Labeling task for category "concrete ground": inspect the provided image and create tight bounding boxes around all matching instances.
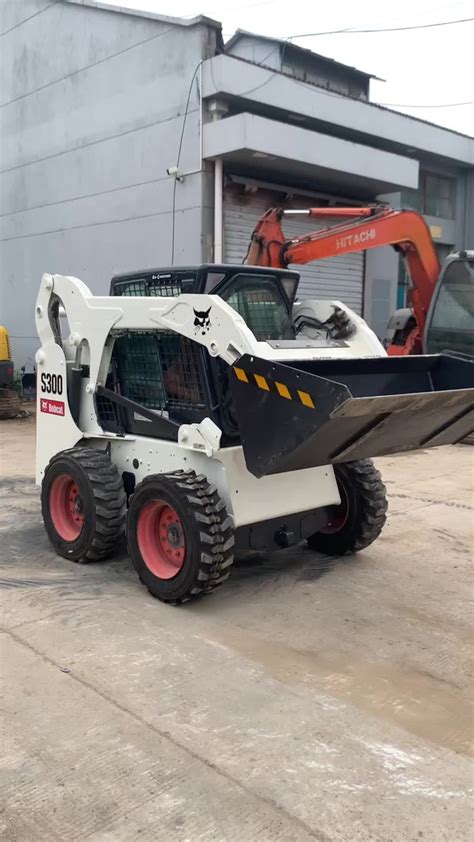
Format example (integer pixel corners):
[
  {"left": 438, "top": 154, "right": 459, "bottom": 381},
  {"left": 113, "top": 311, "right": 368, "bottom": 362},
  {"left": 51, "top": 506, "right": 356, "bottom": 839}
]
[{"left": 0, "top": 415, "right": 473, "bottom": 841}]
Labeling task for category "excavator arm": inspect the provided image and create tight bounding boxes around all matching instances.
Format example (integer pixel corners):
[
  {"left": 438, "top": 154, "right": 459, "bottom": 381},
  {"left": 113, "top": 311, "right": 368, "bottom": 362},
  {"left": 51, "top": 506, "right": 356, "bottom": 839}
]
[{"left": 245, "top": 206, "right": 441, "bottom": 352}]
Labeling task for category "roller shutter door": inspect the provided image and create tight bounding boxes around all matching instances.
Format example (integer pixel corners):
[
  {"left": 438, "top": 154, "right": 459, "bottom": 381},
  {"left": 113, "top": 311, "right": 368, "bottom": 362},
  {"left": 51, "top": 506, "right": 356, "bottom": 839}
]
[{"left": 224, "top": 184, "right": 364, "bottom": 314}]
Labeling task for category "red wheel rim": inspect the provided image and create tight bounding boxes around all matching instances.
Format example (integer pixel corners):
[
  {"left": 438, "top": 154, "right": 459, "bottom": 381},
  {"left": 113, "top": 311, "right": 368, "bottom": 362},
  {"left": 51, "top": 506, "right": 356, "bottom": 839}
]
[
  {"left": 49, "top": 474, "right": 85, "bottom": 541},
  {"left": 136, "top": 500, "right": 186, "bottom": 579},
  {"left": 320, "top": 479, "right": 349, "bottom": 534}
]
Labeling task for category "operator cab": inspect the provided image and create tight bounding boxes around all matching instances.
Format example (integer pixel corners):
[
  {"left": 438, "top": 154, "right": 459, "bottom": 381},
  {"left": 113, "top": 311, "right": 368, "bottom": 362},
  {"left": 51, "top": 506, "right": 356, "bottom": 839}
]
[
  {"left": 424, "top": 251, "right": 474, "bottom": 357},
  {"left": 102, "top": 265, "right": 300, "bottom": 441},
  {"left": 110, "top": 264, "right": 299, "bottom": 342}
]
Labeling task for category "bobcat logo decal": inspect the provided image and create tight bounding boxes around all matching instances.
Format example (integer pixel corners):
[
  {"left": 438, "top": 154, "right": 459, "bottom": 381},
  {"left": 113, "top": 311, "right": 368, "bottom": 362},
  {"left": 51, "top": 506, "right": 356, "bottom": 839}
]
[{"left": 193, "top": 306, "right": 212, "bottom": 336}]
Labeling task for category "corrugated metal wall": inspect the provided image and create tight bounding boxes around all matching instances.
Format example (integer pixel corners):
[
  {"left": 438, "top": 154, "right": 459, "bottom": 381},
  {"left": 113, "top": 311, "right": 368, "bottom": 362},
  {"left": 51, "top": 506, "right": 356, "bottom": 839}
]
[{"left": 224, "top": 183, "right": 365, "bottom": 313}]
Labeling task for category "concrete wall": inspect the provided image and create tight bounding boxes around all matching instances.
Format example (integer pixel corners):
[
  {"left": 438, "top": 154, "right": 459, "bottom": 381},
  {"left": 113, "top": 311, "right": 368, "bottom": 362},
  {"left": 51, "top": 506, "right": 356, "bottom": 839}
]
[
  {"left": 461, "top": 170, "right": 474, "bottom": 247},
  {"left": 401, "top": 167, "right": 471, "bottom": 250},
  {"left": 225, "top": 34, "right": 282, "bottom": 70},
  {"left": 1, "top": 4, "right": 472, "bottom": 368},
  {"left": 364, "top": 192, "right": 400, "bottom": 339},
  {"left": 0, "top": 0, "right": 217, "bottom": 366},
  {"left": 364, "top": 247, "right": 399, "bottom": 340},
  {"left": 203, "top": 113, "right": 419, "bottom": 194},
  {"left": 204, "top": 55, "right": 474, "bottom": 167}
]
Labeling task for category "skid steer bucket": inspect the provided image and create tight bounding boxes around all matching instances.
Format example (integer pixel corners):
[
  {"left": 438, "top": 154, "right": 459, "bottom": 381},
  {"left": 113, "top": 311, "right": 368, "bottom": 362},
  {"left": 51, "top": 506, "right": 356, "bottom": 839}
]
[{"left": 230, "top": 353, "right": 474, "bottom": 478}]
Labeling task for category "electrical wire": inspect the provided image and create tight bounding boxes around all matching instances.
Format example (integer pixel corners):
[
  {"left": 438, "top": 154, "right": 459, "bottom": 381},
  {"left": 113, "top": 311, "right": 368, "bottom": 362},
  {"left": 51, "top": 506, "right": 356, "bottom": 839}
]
[
  {"left": 375, "top": 100, "right": 474, "bottom": 108},
  {"left": 210, "top": 58, "right": 276, "bottom": 99},
  {"left": 0, "top": 174, "right": 171, "bottom": 219},
  {"left": 199, "top": 0, "right": 273, "bottom": 12},
  {"left": 0, "top": 205, "right": 202, "bottom": 244},
  {"left": 290, "top": 16, "right": 474, "bottom": 37},
  {"left": 209, "top": 37, "right": 294, "bottom": 101},
  {"left": 224, "top": 14, "right": 474, "bottom": 47},
  {"left": 236, "top": 14, "right": 474, "bottom": 73},
  {"left": 0, "top": 25, "right": 174, "bottom": 109},
  {"left": 253, "top": 37, "right": 296, "bottom": 68},
  {"left": 4, "top": 10, "right": 470, "bottom": 249},
  {"left": 223, "top": 14, "right": 473, "bottom": 73},
  {"left": 170, "top": 60, "right": 203, "bottom": 264},
  {"left": 0, "top": 110, "right": 183, "bottom": 177},
  {"left": 0, "top": 1, "right": 58, "bottom": 38},
  {"left": 212, "top": 52, "right": 473, "bottom": 119}
]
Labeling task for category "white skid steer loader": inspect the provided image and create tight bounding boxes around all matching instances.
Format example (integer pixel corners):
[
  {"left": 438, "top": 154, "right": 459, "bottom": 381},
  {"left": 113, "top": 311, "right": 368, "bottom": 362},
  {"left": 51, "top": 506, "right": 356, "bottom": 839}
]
[{"left": 35, "top": 266, "right": 474, "bottom": 603}]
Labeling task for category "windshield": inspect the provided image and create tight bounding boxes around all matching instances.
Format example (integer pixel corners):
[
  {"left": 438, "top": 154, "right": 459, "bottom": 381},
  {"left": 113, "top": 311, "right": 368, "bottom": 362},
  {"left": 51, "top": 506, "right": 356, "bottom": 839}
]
[
  {"left": 425, "top": 258, "right": 474, "bottom": 356},
  {"left": 221, "top": 274, "right": 295, "bottom": 341}
]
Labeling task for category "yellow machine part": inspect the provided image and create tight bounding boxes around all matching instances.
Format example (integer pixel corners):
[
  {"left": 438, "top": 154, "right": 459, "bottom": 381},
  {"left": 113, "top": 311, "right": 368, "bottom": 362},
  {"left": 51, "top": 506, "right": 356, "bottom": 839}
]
[{"left": 0, "top": 326, "right": 12, "bottom": 362}]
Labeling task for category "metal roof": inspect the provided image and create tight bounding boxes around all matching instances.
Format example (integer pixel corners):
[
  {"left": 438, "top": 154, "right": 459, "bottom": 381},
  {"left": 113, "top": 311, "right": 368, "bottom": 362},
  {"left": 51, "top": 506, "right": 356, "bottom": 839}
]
[{"left": 225, "top": 29, "right": 382, "bottom": 81}]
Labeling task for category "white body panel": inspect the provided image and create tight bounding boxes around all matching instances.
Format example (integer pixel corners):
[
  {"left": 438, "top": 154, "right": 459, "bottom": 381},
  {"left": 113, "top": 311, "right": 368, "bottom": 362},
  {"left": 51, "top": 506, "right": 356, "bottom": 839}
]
[
  {"left": 35, "top": 271, "right": 386, "bottom": 527},
  {"left": 36, "top": 341, "right": 84, "bottom": 469},
  {"left": 82, "top": 435, "right": 339, "bottom": 527},
  {"left": 293, "top": 299, "right": 386, "bottom": 355},
  {"left": 35, "top": 273, "right": 385, "bottom": 392}
]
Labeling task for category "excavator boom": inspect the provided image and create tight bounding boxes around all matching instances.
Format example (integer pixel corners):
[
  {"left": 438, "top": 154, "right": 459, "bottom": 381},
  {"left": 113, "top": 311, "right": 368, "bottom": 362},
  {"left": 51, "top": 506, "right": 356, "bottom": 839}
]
[{"left": 245, "top": 206, "right": 441, "bottom": 348}]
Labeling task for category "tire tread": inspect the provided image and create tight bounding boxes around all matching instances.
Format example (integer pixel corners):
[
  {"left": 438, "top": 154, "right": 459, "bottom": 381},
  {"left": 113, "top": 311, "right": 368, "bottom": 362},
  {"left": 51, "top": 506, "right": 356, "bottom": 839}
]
[
  {"left": 42, "top": 447, "right": 126, "bottom": 562},
  {"left": 130, "top": 470, "right": 234, "bottom": 604},
  {"left": 307, "top": 458, "right": 387, "bottom": 556}
]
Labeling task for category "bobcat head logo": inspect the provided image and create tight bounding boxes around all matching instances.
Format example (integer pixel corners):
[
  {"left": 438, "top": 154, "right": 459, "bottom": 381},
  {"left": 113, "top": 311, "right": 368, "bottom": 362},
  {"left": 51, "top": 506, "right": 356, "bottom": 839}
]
[{"left": 193, "top": 306, "right": 212, "bottom": 335}]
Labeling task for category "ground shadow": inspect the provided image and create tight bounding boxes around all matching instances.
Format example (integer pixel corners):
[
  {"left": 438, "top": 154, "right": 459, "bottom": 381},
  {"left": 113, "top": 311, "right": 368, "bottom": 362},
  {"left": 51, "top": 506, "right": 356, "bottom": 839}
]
[{"left": 231, "top": 546, "right": 344, "bottom": 585}]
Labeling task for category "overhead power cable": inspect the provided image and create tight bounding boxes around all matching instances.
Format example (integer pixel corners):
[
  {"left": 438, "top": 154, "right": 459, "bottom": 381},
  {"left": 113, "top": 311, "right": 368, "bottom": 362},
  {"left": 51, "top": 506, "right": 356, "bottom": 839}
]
[
  {"left": 209, "top": 49, "right": 473, "bottom": 122},
  {"left": 0, "top": 25, "right": 174, "bottom": 110},
  {"left": 0, "top": 1, "right": 58, "bottom": 38},
  {"left": 290, "top": 16, "right": 474, "bottom": 37},
  {"left": 376, "top": 100, "right": 474, "bottom": 108},
  {"left": 237, "top": 15, "right": 474, "bottom": 72},
  {"left": 170, "top": 60, "right": 203, "bottom": 264}
]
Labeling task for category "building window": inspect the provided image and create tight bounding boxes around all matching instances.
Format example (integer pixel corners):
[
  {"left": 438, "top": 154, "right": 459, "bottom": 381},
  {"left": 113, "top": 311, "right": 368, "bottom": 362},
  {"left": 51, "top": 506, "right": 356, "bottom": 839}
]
[{"left": 421, "top": 173, "right": 456, "bottom": 219}]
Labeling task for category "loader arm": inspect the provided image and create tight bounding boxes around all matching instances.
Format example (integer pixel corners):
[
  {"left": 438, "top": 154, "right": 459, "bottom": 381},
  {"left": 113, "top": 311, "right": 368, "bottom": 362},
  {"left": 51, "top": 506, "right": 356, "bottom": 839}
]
[{"left": 245, "top": 206, "right": 441, "bottom": 343}]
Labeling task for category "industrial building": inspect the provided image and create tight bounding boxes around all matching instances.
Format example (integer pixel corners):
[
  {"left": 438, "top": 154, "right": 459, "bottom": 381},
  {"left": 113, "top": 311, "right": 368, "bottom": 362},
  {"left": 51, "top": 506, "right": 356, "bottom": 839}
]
[{"left": 1, "top": 0, "right": 473, "bottom": 366}]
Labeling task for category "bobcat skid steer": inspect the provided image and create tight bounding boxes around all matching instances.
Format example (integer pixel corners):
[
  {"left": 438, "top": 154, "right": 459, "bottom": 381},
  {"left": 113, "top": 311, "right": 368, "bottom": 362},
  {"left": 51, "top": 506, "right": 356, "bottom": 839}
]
[{"left": 35, "top": 266, "right": 474, "bottom": 603}]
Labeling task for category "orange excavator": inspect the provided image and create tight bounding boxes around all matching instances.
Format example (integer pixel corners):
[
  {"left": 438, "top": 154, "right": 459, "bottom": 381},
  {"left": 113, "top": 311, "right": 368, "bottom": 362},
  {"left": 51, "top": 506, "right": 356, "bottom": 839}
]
[{"left": 245, "top": 205, "right": 473, "bottom": 356}]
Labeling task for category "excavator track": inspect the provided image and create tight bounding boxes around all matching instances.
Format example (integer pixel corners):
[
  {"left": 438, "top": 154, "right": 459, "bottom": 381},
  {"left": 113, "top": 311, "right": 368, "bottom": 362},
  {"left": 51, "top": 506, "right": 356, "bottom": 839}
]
[{"left": 0, "top": 388, "right": 22, "bottom": 420}]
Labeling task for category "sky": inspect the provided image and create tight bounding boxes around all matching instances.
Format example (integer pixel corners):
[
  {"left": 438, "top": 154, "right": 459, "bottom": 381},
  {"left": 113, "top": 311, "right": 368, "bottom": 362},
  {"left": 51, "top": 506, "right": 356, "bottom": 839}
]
[{"left": 100, "top": 0, "right": 474, "bottom": 136}]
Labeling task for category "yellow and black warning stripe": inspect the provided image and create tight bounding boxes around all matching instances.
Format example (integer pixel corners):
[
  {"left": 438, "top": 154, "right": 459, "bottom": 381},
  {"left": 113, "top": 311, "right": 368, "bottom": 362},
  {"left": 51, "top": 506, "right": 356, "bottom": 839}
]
[{"left": 233, "top": 366, "right": 316, "bottom": 410}]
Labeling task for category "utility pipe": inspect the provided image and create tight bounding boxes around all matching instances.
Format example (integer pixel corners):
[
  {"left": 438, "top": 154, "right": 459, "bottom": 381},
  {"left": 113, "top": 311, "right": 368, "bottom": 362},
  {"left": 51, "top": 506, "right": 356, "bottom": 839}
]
[{"left": 214, "top": 158, "right": 223, "bottom": 263}]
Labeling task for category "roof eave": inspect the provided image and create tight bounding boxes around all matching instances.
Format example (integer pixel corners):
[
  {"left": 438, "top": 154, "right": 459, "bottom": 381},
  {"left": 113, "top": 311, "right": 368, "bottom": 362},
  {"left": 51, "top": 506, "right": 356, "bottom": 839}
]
[{"left": 62, "top": 0, "right": 222, "bottom": 30}]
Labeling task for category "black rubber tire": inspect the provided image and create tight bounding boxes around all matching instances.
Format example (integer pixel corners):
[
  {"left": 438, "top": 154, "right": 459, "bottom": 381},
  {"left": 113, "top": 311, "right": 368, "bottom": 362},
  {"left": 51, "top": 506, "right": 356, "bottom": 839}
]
[
  {"left": 127, "top": 471, "right": 234, "bottom": 604},
  {"left": 307, "top": 459, "right": 387, "bottom": 556},
  {"left": 41, "top": 447, "right": 126, "bottom": 562}
]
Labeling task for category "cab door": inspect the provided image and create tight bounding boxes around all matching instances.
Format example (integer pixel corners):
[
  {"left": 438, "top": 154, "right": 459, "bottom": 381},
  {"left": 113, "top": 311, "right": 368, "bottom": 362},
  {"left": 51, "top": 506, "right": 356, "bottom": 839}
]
[{"left": 424, "top": 254, "right": 474, "bottom": 356}]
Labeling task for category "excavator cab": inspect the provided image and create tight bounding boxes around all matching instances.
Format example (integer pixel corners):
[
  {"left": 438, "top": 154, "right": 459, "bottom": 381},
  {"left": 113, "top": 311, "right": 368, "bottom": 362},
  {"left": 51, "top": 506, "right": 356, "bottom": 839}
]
[
  {"left": 244, "top": 204, "right": 473, "bottom": 359},
  {"left": 424, "top": 251, "right": 474, "bottom": 357}
]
